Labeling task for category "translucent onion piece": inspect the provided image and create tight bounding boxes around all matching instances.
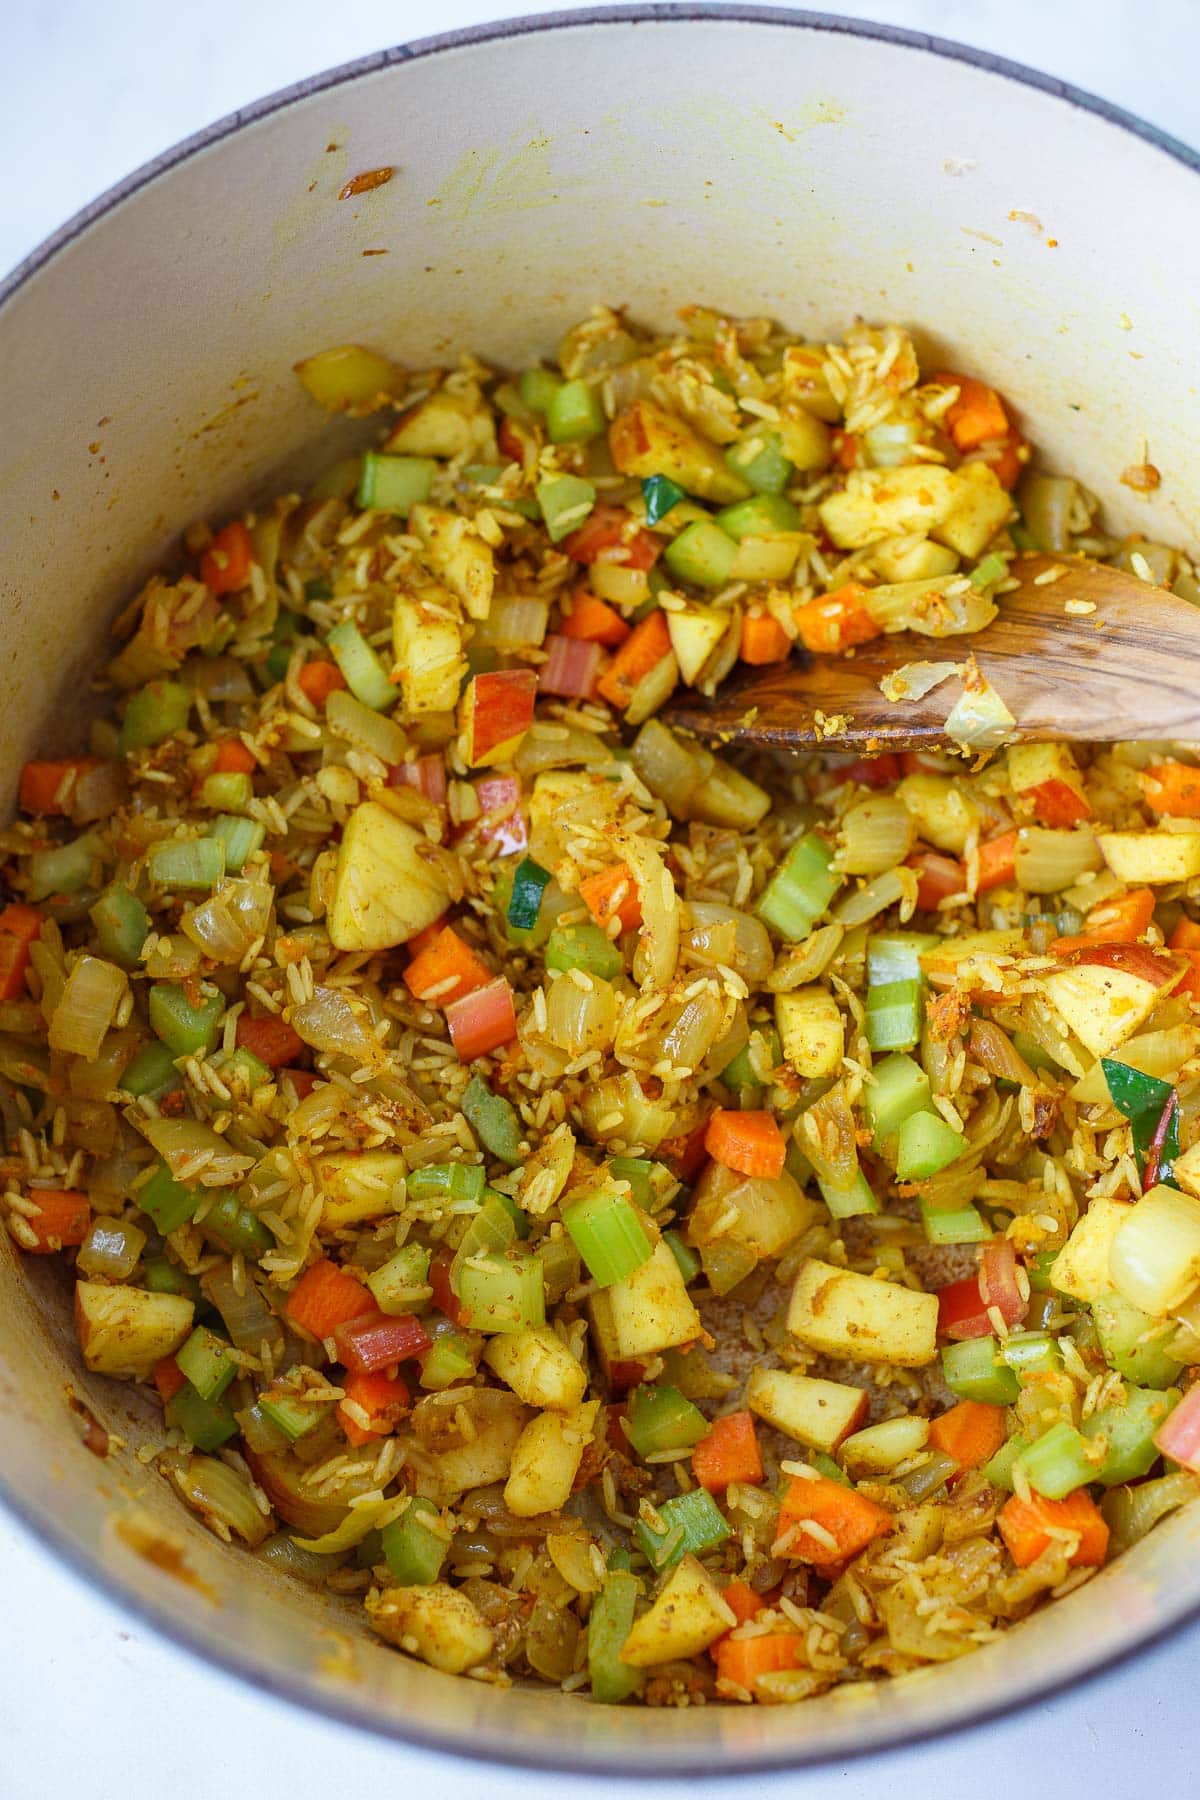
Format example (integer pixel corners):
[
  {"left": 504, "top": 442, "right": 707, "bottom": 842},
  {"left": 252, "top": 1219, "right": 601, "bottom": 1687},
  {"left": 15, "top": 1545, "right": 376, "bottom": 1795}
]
[
  {"left": 834, "top": 866, "right": 919, "bottom": 927},
  {"left": 546, "top": 1530, "right": 602, "bottom": 1594},
  {"left": 167, "top": 1453, "right": 274, "bottom": 1547},
  {"left": 580, "top": 1070, "right": 674, "bottom": 1150},
  {"left": 656, "top": 985, "right": 727, "bottom": 1075},
  {"left": 203, "top": 1260, "right": 286, "bottom": 1359},
  {"left": 838, "top": 796, "right": 915, "bottom": 876},
  {"left": 799, "top": 1087, "right": 859, "bottom": 1191},
  {"left": 525, "top": 1592, "right": 581, "bottom": 1681},
  {"left": 291, "top": 1490, "right": 409, "bottom": 1554},
  {"left": 698, "top": 1000, "right": 749, "bottom": 1087},
  {"left": 681, "top": 915, "right": 738, "bottom": 971},
  {"left": 293, "top": 986, "right": 387, "bottom": 1068},
  {"left": 689, "top": 1159, "right": 814, "bottom": 1260},
  {"left": 625, "top": 651, "right": 680, "bottom": 728},
  {"left": 474, "top": 594, "right": 549, "bottom": 650},
  {"left": 182, "top": 879, "right": 274, "bottom": 963},
  {"left": 326, "top": 688, "right": 408, "bottom": 765},
  {"left": 545, "top": 975, "right": 619, "bottom": 1056},
  {"left": 1110, "top": 1187, "right": 1200, "bottom": 1316},
  {"left": 188, "top": 655, "right": 256, "bottom": 704},
  {"left": 766, "top": 924, "right": 845, "bottom": 992},
  {"left": 69, "top": 759, "right": 129, "bottom": 824},
  {"left": 866, "top": 578, "right": 997, "bottom": 639},
  {"left": 140, "top": 1116, "right": 254, "bottom": 1187},
  {"left": 1071, "top": 1026, "right": 1198, "bottom": 1105},
  {"left": 944, "top": 674, "right": 1016, "bottom": 753},
  {"left": 143, "top": 933, "right": 203, "bottom": 980},
  {"left": 257, "top": 1531, "right": 342, "bottom": 1580},
  {"left": 47, "top": 956, "right": 127, "bottom": 1059},
  {"left": 76, "top": 1217, "right": 147, "bottom": 1280},
  {"left": 879, "top": 660, "right": 958, "bottom": 704},
  {"left": 631, "top": 721, "right": 711, "bottom": 817},
  {"left": 1102, "top": 1470, "right": 1200, "bottom": 1557},
  {"left": 617, "top": 832, "right": 679, "bottom": 991},
  {"left": 513, "top": 725, "right": 611, "bottom": 775},
  {"left": 968, "top": 1018, "right": 1038, "bottom": 1088},
  {"left": 1014, "top": 828, "right": 1102, "bottom": 895}
]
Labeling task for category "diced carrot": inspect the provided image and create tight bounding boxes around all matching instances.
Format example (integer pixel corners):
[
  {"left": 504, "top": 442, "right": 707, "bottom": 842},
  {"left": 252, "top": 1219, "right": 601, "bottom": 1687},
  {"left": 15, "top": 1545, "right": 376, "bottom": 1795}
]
[
  {"left": 1144, "top": 761, "right": 1200, "bottom": 818},
  {"left": 213, "top": 738, "right": 257, "bottom": 775},
  {"left": 0, "top": 904, "right": 43, "bottom": 1002},
  {"left": 18, "top": 758, "right": 101, "bottom": 817},
  {"left": 235, "top": 1013, "right": 305, "bottom": 1069},
  {"left": 659, "top": 1112, "right": 714, "bottom": 1185},
  {"left": 596, "top": 609, "right": 673, "bottom": 711},
  {"left": 277, "top": 1068, "right": 318, "bottom": 1100},
  {"left": 1026, "top": 777, "right": 1091, "bottom": 828},
  {"left": 692, "top": 1411, "right": 763, "bottom": 1492},
  {"left": 404, "top": 925, "right": 493, "bottom": 1009},
  {"left": 715, "top": 1632, "right": 806, "bottom": 1693},
  {"left": 21, "top": 1188, "right": 90, "bottom": 1253},
  {"left": 200, "top": 520, "right": 255, "bottom": 595},
  {"left": 908, "top": 850, "right": 965, "bottom": 911},
  {"left": 989, "top": 431, "right": 1028, "bottom": 491},
  {"left": 776, "top": 1473, "right": 892, "bottom": 1565},
  {"left": 561, "top": 592, "right": 632, "bottom": 648},
  {"left": 285, "top": 1258, "right": 375, "bottom": 1341},
  {"left": 928, "top": 1400, "right": 1007, "bottom": 1470},
  {"left": 445, "top": 976, "right": 517, "bottom": 1062},
  {"left": 152, "top": 1356, "right": 187, "bottom": 1404},
  {"left": 935, "top": 371, "right": 1010, "bottom": 452},
  {"left": 740, "top": 610, "right": 792, "bottom": 666},
  {"left": 578, "top": 862, "right": 642, "bottom": 935},
  {"left": 296, "top": 659, "right": 348, "bottom": 706},
  {"left": 998, "top": 1489, "right": 1108, "bottom": 1569},
  {"left": 793, "top": 584, "right": 881, "bottom": 656},
  {"left": 406, "top": 915, "right": 449, "bottom": 959},
  {"left": 832, "top": 430, "right": 859, "bottom": 470},
  {"left": 719, "top": 1579, "right": 769, "bottom": 1630},
  {"left": 1169, "top": 917, "right": 1200, "bottom": 1000},
  {"left": 337, "top": 1367, "right": 411, "bottom": 1447},
  {"left": 975, "top": 830, "right": 1018, "bottom": 893},
  {"left": 1053, "top": 888, "right": 1157, "bottom": 957},
  {"left": 563, "top": 505, "right": 659, "bottom": 571},
  {"left": 703, "top": 1109, "right": 786, "bottom": 1180}
]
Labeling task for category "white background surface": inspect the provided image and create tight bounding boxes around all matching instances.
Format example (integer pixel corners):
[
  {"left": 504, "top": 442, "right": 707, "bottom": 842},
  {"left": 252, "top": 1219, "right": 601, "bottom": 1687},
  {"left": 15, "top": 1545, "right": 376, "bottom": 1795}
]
[{"left": 1, "top": 3, "right": 1197, "bottom": 1795}]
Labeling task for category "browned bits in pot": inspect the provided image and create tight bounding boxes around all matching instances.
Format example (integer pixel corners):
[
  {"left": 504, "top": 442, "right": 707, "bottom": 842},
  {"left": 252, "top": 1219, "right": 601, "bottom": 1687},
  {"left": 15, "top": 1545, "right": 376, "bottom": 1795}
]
[{"left": 338, "top": 167, "right": 394, "bottom": 201}]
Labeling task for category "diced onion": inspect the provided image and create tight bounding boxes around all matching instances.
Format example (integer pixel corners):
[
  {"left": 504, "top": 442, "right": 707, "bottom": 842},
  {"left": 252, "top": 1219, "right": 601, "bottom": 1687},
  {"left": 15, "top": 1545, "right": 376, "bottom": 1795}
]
[
  {"left": 1110, "top": 1186, "right": 1200, "bottom": 1316},
  {"left": 766, "top": 923, "right": 845, "bottom": 991},
  {"left": 835, "top": 866, "right": 919, "bottom": 927},
  {"left": 631, "top": 721, "right": 711, "bottom": 816},
  {"left": 866, "top": 578, "right": 997, "bottom": 638},
  {"left": 188, "top": 655, "right": 256, "bottom": 704},
  {"left": 326, "top": 688, "right": 408, "bottom": 765},
  {"left": 625, "top": 651, "right": 680, "bottom": 727},
  {"left": 1014, "top": 828, "right": 1102, "bottom": 895},
  {"left": 76, "top": 1217, "right": 147, "bottom": 1280},
  {"left": 545, "top": 975, "right": 618, "bottom": 1056},
  {"left": 204, "top": 1260, "right": 286, "bottom": 1359},
  {"left": 293, "top": 987, "right": 387, "bottom": 1067},
  {"left": 837, "top": 796, "right": 915, "bottom": 876},
  {"left": 1103, "top": 1470, "right": 1200, "bottom": 1556},
  {"left": 182, "top": 879, "right": 274, "bottom": 963},
  {"left": 141, "top": 1116, "right": 252, "bottom": 1187},
  {"left": 655, "top": 986, "right": 727, "bottom": 1074},
  {"left": 580, "top": 1070, "right": 674, "bottom": 1150},
  {"left": 47, "top": 956, "right": 127, "bottom": 1059},
  {"left": 475, "top": 594, "right": 549, "bottom": 650},
  {"left": 943, "top": 675, "right": 1016, "bottom": 752},
  {"left": 799, "top": 1088, "right": 859, "bottom": 1191},
  {"left": 879, "top": 660, "right": 959, "bottom": 704},
  {"left": 689, "top": 1159, "right": 812, "bottom": 1261},
  {"left": 617, "top": 832, "right": 679, "bottom": 991},
  {"left": 167, "top": 1453, "right": 274, "bottom": 1547},
  {"left": 513, "top": 725, "right": 611, "bottom": 774}
]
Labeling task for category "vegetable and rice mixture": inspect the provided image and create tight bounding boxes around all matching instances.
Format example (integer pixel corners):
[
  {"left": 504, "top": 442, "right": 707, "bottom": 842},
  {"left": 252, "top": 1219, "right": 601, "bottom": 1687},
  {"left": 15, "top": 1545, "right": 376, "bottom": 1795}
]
[{"left": 6, "top": 303, "right": 1200, "bottom": 1706}]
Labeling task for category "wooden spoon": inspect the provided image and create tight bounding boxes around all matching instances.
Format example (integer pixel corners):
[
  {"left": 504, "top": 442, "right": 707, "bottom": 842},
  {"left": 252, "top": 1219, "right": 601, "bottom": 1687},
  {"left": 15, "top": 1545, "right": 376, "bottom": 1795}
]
[{"left": 665, "top": 554, "right": 1200, "bottom": 753}]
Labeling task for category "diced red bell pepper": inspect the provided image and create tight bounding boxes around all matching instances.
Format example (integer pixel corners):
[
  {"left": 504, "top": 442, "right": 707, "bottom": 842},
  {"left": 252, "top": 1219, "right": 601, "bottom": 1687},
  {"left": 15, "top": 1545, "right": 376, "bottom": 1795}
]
[
  {"left": 334, "top": 1310, "right": 433, "bottom": 1375},
  {"left": 1154, "top": 1384, "right": 1200, "bottom": 1472},
  {"left": 1026, "top": 778, "right": 1091, "bottom": 828},
  {"left": 563, "top": 505, "right": 659, "bottom": 570},
  {"left": 428, "top": 1248, "right": 464, "bottom": 1326},
  {"left": 908, "top": 850, "right": 965, "bottom": 911},
  {"left": 445, "top": 976, "right": 518, "bottom": 1062},
  {"left": 938, "top": 1239, "right": 1028, "bottom": 1340},
  {"left": 200, "top": 521, "right": 254, "bottom": 596}
]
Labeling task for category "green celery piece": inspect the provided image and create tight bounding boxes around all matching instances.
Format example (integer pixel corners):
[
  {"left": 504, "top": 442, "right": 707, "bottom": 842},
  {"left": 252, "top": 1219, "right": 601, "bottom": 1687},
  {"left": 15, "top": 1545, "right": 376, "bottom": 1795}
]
[
  {"left": 634, "top": 1487, "right": 731, "bottom": 1571},
  {"left": 259, "top": 1393, "right": 326, "bottom": 1443},
  {"left": 562, "top": 1185, "right": 653, "bottom": 1287},
  {"left": 588, "top": 1570, "right": 644, "bottom": 1704},
  {"left": 455, "top": 1249, "right": 545, "bottom": 1334},
  {"left": 356, "top": 451, "right": 437, "bottom": 514},
  {"left": 148, "top": 836, "right": 226, "bottom": 891},
  {"left": 461, "top": 1076, "right": 524, "bottom": 1166},
  {"left": 757, "top": 832, "right": 840, "bottom": 941},
  {"left": 818, "top": 1168, "right": 879, "bottom": 1220},
  {"left": 1027, "top": 1246, "right": 1061, "bottom": 1294},
  {"left": 895, "top": 1110, "right": 967, "bottom": 1181},
  {"left": 356, "top": 1528, "right": 384, "bottom": 1570},
  {"left": 201, "top": 1192, "right": 273, "bottom": 1259},
  {"left": 970, "top": 551, "right": 1009, "bottom": 589},
  {"left": 119, "top": 1040, "right": 183, "bottom": 1100},
  {"left": 810, "top": 1450, "right": 851, "bottom": 1487},
  {"left": 863, "top": 1053, "right": 931, "bottom": 1146},
  {"left": 608, "top": 1156, "right": 673, "bottom": 1210},
  {"left": 89, "top": 884, "right": 150, "bottom": 968},
  {"left": 1011, "top": 1031, "right": 1064, "bottom": 1076},
  {"left": 224, "top": 1047, "right": 271, "bottom": 1092},
  {"left": 998, "top": 1331, "right": 1063, "bottom": 1379},
  {"left": 920, "top": 1200, "right": 989, "bottom": 1246},
  {"left": 722, "top": 1026, "right": 782, "bottom": 1090},
  {"left": 418, "top": 1331, "right": 480, "bottom": 1390},
  {"left": 1091, "top": 1293, "right": 1185, "bottom": 1389},
  {"left": 326, "top": 620, "right": 396, "bottom": 711},
  {"left": 149, "top": 982, "right": 223, "bottom": 1057},
  {"left": 663, "top": 1230, "right": 700, "bottom": 1283},
  {"left": 866, "top": 931, "right": 940, "bottom": 986},
  {"left": 201, "top": 771, "right": 253, "bottom": 813},
  {"left": 119, "top": 680, "right": 192, "bottom": 753},
  {"left": 606, "top": 1546, "right": 634, "bottom": 1572},
  {"left": 368, "top": 1243, "right": 432, "bottom": 1315},
  {"left": 142, "top": 1256, "right": 203, "bottom": 1303},
  {"left": 507, "top": 857, "right": 551, "bottom": 932},
  {"left": 264, "top": 610, "right": 307, "bottom": 684},
  {"left": 1021, "top": 1420, "right": 1102, "bottom": 1499},
  {"left": 135, "top": 1162, "right": 200, "bottom": 1235},
  {"left": 941, "top": 1337, "right": 1020, "bottom": 1406},
  {"left": 546, "top": 378, "right": 605, "bottom": 444},
  {"left": 176, "top": 1326, "right": 236, "bottom": 1402},
  {"left": 165, "top": 1383, "right": 238, "bottom": 1452},
  {"left": 865, "top": 978, "right": 922, "bottom": 1053},
  {"left": 489, "top": 1187, "right": 532, "bottom": 1240},
  {"left": 1101, "top": 1058, "right": 1180, "bottom": 1188},
  {"left": 983, "top": 1434, "right": 1031, "bottom": 1493},
  {"left": 209, "top": 814, "right": 266, "bottom": 873},
  {"left": 663, "top": 519, "right": 738, "bottom": 590},
  {"left": 641, "top": 474, "right": 687, "bottom": 524},
  {"left": 407, "top": 1163, "right": 486, "bottom": 1205},
  {"left": 624, "top": 1383, "right": 707, "bottom": 1459},
  {"left": 545, "top": 922, "right": 623, "bottom": 980},
  {"left": 539, "top": 1233, "right": 581, "bottom": 1304},
  {"left": 518, "top": 367, "right": 564, "bottom": 415},
  {"left": 451, "top": 1196, "right": 519, "bottom": 1276},
  {"left": 381, "top": 1497, "right": 450, "bottom": 1585},
  {"left": 724, "top": 430, "right": 794, "bottom": 497},
  {"left": 1082, "top": 1385, "right": 1180, "bottom": 1486},
  {"left": 26, "top": 833, "right": 104, "bottom": 902},
  {"left": 536, "top": 475, "right": 596, "bottom": 544},
  {"left": 714, "top": 493, "right": 801, "bottom": 539}
]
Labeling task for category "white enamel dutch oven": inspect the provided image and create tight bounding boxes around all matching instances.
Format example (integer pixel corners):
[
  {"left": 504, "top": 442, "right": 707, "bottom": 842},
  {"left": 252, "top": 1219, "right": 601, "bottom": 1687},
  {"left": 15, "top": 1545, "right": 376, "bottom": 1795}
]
[{"left": 2, "top": 7, "right": 1199, "bottom": 1773}]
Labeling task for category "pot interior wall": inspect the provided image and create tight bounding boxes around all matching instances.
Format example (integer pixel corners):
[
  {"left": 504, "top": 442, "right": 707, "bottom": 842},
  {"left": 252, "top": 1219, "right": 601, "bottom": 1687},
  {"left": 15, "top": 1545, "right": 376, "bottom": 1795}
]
[{"left": 2, "top": 12, "right": 1198, "bottom": 1770}]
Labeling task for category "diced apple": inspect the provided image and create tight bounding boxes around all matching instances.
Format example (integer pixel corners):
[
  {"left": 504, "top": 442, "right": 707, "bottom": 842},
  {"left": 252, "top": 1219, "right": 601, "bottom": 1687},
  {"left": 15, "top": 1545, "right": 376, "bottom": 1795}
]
[
  {"left": 775, "top": 987, "right": 844, "bottom": 1078},
  {"left": 1050, "top": 1196, "right": 1133, "bottom": 1302},
  {"left": 587, "top": 1287, "right": 649, "bottom": 1393},
  {"left": 618, "top": 1554, "right": 733, "bottom": 1667},
  {"left": 384, "top": 385, "right": 497, "bottom": 461},
  {"left": 930, "top": 461, "right": 1012, "bottom": 559},
  {"left": 408, "top": 1387, "right": 529, "bottom": 1502},
  {"left": 293, "top": 344, "right": 399, "bottom": 414},
  {"left": 392, "top": 590, "right": 466, "bottom": 714},
  {"left": 897, "top": 772, "right": 981, "bottom": 855},
  {"left": 328, "top": 800, "right": 455, "bottom": 951},
  {"left": 366, "top": 1583, "right": 493, "bottom": 1674},
  {"left": 607, "top": 1241, "right": 702, "bottom": 1358},
  {"left": 483, "top": 1327, "right": 588, "bottom": 1410},
  {"left": 1098, "top": 831, "right": 1200, "bottom": 885},
  {"left": 728, "top": 536, "right": 804, "bottom": 583},
  {"left": 1008, "top": 742, "right": 1087, "bottom": 798},
  {"left": 315, "top": 1151, "right": 408, "bottom": 1230},
  {"left": 609, "top": 401, "right": 750, "bottom": 505},
  {"left": 74, "top": 1281, "right": 193, "bottom": 1378},
  {"left": 819, "top": 466, "right": 959, "bottom": 549},
  {"left": 667, "top": 604, "right": 729, "bottom": 685},
  {"left": 744, "top": 1366, "right": 867, "bottom": 1452},
  {"left": 786, "top": 1258, "right": 939, "bottom": 1366},
  {"left": 1040, "top": 951, "right": 1183, "bottom": 1057},
  {"left": 869, "top": 534, "right": 960, "bottom": 583},
  {"left": 920, "top": 929, "right": 1027, "bottom": 977},
  {"left": 410, "top": 504, "right": 494, "bottom": 619},
  {"left": 503, "top": 1400, "right": 598, "bottom": 1517},
  {"left": 460, "top": 669, "right": 537, "bottom": 767}
]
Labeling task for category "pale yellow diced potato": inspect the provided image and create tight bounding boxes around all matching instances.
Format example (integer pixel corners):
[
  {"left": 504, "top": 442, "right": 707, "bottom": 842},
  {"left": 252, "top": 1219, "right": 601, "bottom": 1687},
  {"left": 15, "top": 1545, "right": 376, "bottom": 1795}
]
[
  {"left": 327, "top": 801, "right": 454, "bottom": 952},
  {"left": 409, "top": 504, "right": 494, "bottom": 619},
  {"left": 609, "top": 401, "right": 750, "bottom": 505},
  {"left": 384, "top": 384, "right": 496, "bottom": 461},
  {"left": 408, "top": 1388, "right": 529, "bottom": 1504},
  {"left": 1109, "top": 1185, "right": 1200, "bottom": 1316},
  {"left": 504, "top": 1400, "right": 598, "bottom": 1517},
  {"left": 819, "top": 465, "right": 960, "bottom": 550},
  {"left": 1039, "top": 960, "right": 1180, "bottom": 1059},
  {"left": 366, "top": 1583, "right": 493, "bottom": 1674},
  {"left": 1050, "top": 1196, "right": 1134, "bottom": 1302},
  {"left": 841, "top": 1415, "right": 929, "bottom": 1473},
  {"left": 1098, "top": 831, "right": 1200, "bottom": 885},
  {"left": 667, "top": 604, "right": 729, "bottom": 686},
  {"left": 392, "top": 591, "right": 466, "bottom": 714},
  {"left": 315, "top": 1151, "right": 408, "bottom": 1230},
  {"left": 618, "top": 1554, "right": 734, "bottom": 1668},
  {"left": 744, "top": 1366, "right": 867, "bottom": 1453},
  {"left": 869, "top": 533, "right": 960, "bottom": 583},
  {"left": 787, "top": 1258, "right": 939, "bottom": 1366},
  {"left": 930, "top": 461, "right": 1013, "bottom": 559},
  {"left": 774, "top": 406, "right": 833, "bottom": 470},
  {"left": 775, "top": 987, "right": 844, "bottom": 1078},
  {"left": 483, "top": 1327, "right": 588, "bottom": 1411},
  {"left": 74, "top": 1281, "right": 193, "bottom": 1378},
  {"left": 1007, "top": 741, "right": 1086, "bottom": 797},
  {"left": 607, "top": 1241, "right": 702, "bottom": 1359},
  {"left": 897, "top": 772, "right": 981, "bottom": 856}
]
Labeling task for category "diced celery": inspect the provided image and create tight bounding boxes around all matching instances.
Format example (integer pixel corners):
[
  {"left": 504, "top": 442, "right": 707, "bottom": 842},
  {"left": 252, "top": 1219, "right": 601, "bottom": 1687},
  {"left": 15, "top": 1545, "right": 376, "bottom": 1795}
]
[
  {"left": 519, "top": 367, "right": 564, "bottom": 415},
  {"left": 461, "top": 1076, "right": 524, "bottom": 1166},
  {"left": 663, "top": 1230, "right": 700, "bottom": 1283},
  {"left": 546, "top": 378, "right": 605, "bottom": 444},
  {"left": 757, "top": 832, "right": 840, "bottom": 940},
  {"left": 119, "top": 680, "right": 192, "bottom": 753},
  {"left": 208, "top": 815, "right": 266, "bottom": 873},
  {"left": 224, "top": 1047, "right": 270, "bottom": 1092},
  {"left": 863, "top": 1053, "right": 931, "bottom": 1146},
  {"left": 810, "top": 1451, "right": 851, "bottom": 1487},
  {"left": 714, "top": 493, "right": 801, "bottom": 539},
  {"left": 563, "top": 1186, "right": 654, "bottom": 1286},
  {"left": 165, "top": 1383, "right": 238, "bottom": 1452},
  {"left": 608, "top": 1157, "right": 658, "bottom": 1208},
  {"left": 920, "top": 1200, "right": 989, "bottom": 1245},
  {"left": 545, "top": 922, "right": 624, "bottom": 980},
  {"left": 326, "top": 621, "right": 397, "bottom": 711},
  {"left": 867, "top": 931, "right": 940, "bottom": 986},
  {"left": 357, "top": 451, "right": 437, "bottom": 514},
  {"left": 1020, "top": 1421, "right": 1099, "bottom": 1499},
  {"left": 407, "top": 1163, "right": 486, "bottom": 1205},
  {"left": 624, "top": 1384, "right": 707, "bottom": 1458},
  {"left": 135, "top": 1162, "right": 200, "bottom": 1235},
  {"left": 89, "top": 884, "right": 150, "bottom": 969},
  {"left": 983, "top": 1434, "right": 1031, "bottom": 1493},
  {"left": 722, "top": 1025, "right": 782, "bottom": 1091},
  {"left": 381, "top": 1497, "right": 449, "bottom": 1585},
  {"left": 819, "top": 1168, "right": 879, "bottom": 1219},
  {"left": 264, "top": 609, "right": 307, "bottom": 683},
  {"left": 724, "top": 431, "right": 794, "bottom": 497},
  {"left": 201, "top": 771, "right": 253, "bottom": 814},
  {"left": 148, "top": 837, "right": 226, "bottom": 891},
  {"left": 456, "top": 1249, "right": 545, "bottom": 1333},
  {"left": 259, "top": 1393, "right": 326, "bottom": 1443},
  {"left": 1082, "top": 1385, "right": 1179, "bottom": 1486},
  {"left": 895, "top": 1110, "right": 968, "bottom": 1180},
  {"left": 143, "top": 1257, "right": 203, "bottom": 1304},
  {"left": 119, "top": 1041, "right": 183, "bottom": 1100},
  {"left": 201, "top": 1192, "right": 273, "bottom": 1259},
  {"left": 588, "top": 1570, "right": 644, "bottom": 1704},
  {"left": 27, "top": 833, "right": 104, "bottom": 901},
  {"left": 368, "top": 1243, "right": 432, "bottom": 1315},
  {"left": 536, "top": 475, "right": 596, "bottom": 543},
  {"left": 865, "top": 978, "right": 922, "bottom": 1053},
  {"left": 507, "top": 857, "right": 551, "bottom": 932},
  {"left": 489, "top": 1187, "right": 532, "bottom": 1241},
  {"left": 633, "top": 1487, "right": 730, "bottom": 1570},
  {"left": 663, "top": 519, "right": 738, "bottom": 590},
  {"left": 149, "top": 982, "right": 223, "bottom": 1056},
  {"left": 539, "top": 1233, "right": 582, "bottom": 1305},
  {"left": 452, "top": 1196, "right": 519, "bottom": 1276},
  {"left": 942, "top": 1337, "right": 1020, "bottom": 1405},
  {"left": 1091, "top": 1293, "right": 1185, "bottom": 1389},
  {"left": 1027, "top": 1247, "right": 1061, "bottom": 1293},
  {"left": 418, "top": 1330, "right": 480, "bottom": 1390},
  {"left": 176, "top": 1326, "right": 236, "bottom": 1402},
  {"left": 999, "top": 1332, "right": 1063, "bottom": 1380},
  {"left": 970, "top": 551, "right": 1009, "bottom": 589}
]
